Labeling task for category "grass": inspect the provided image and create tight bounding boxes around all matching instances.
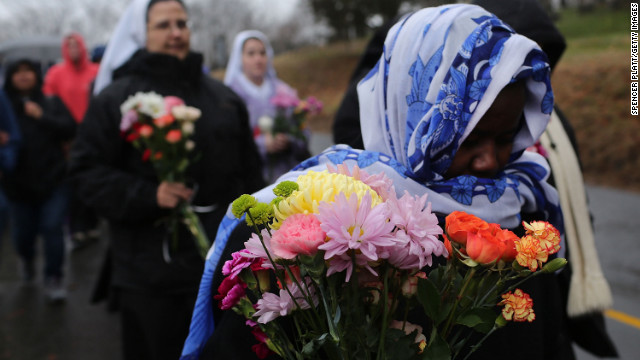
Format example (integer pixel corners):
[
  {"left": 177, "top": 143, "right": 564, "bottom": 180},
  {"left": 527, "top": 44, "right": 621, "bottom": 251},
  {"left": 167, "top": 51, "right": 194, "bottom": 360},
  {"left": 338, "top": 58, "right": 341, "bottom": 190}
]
[{"left": 551, "top": 7, "right": 639, "bottom": 191}]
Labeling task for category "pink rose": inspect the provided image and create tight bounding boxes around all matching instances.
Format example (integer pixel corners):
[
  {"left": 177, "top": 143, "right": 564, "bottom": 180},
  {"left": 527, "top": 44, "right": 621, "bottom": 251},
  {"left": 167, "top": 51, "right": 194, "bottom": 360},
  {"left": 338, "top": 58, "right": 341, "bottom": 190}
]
[
  {"left": 270, "top": 214, "right": 326, "bottom": 259},
  {"left": 163, "top": 96, "right": 185, "bottom": 114}
]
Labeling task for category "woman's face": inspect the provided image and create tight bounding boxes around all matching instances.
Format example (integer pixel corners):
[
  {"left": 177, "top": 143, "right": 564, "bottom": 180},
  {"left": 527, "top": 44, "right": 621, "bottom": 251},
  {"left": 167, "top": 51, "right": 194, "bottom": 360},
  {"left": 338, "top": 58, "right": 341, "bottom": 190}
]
[
  {"left": 146, "top": 1, "right": 191, "bottom": 60},
  {"left": 444, "top": 82, "right": 526, "bottom": 179},
  {"left": 241, "top": 38, "right": 268, "bottom": 84},
  {"left": 11, "top": 64, "right": 38, "bottom": 93}
]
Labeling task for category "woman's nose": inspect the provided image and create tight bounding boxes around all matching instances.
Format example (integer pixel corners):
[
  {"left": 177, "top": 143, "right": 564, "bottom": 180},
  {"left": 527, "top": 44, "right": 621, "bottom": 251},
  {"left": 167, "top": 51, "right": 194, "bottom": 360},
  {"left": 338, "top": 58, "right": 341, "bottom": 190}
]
[{"left": 471, "top": 140, "right": 499, "bottom": 176}]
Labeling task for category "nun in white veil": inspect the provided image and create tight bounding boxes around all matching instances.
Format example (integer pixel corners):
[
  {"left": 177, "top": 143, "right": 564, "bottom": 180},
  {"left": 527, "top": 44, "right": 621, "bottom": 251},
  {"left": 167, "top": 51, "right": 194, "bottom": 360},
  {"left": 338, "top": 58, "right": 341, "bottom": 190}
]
[{"left": 225, "top": 30, "right": 311, "bottom": 183}]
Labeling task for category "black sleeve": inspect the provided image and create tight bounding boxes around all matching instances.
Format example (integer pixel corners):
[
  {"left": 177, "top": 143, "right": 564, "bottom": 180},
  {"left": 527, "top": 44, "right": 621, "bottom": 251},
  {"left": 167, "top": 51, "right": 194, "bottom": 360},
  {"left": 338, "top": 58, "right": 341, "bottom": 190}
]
[
  {"left": 332, "top": 80, "right": 364, "bottom": 149},
  {"left": 68, "top": 91, "right": 165, "bottom": 224},
  {"left": 233, "top": 95, "right": 266, "bottom": 194},
  {"left": 40, "top": 96, "right": 76, "bottom": 141}
]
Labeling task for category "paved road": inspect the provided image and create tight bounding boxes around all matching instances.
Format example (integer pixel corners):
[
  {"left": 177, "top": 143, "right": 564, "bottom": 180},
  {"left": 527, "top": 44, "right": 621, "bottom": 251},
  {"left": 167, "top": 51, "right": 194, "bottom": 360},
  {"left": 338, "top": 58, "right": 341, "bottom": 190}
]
[{"left": 0, "top": 133, "right": 638, "bottom": 359}]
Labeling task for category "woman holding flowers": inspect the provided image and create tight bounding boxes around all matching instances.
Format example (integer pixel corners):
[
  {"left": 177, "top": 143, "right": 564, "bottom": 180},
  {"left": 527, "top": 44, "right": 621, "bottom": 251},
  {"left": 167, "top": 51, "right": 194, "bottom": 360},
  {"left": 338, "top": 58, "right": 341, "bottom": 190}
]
[
  {"left": 225, "top": 30, "right": 313, "bottom": 183},
  {"left": 183, "top": 4, "right": 573, "bottom": 359}
]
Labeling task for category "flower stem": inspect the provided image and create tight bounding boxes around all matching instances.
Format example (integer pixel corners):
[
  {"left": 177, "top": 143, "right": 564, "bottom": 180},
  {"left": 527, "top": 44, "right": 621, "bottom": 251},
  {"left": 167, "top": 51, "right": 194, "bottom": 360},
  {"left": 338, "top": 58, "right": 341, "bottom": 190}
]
[{"left": 442, "top": 267, "right": 477, "bottom": 338}]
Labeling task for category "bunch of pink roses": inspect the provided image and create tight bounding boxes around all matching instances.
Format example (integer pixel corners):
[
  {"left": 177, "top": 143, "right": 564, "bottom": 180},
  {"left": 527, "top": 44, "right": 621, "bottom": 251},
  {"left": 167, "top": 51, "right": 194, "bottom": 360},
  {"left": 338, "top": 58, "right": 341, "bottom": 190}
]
[
  {"left": 217, "top": 165, "right": 566, "bottom": 359},
  {"left": 119, "top": 92, "right": 210, "bottom": 260}
]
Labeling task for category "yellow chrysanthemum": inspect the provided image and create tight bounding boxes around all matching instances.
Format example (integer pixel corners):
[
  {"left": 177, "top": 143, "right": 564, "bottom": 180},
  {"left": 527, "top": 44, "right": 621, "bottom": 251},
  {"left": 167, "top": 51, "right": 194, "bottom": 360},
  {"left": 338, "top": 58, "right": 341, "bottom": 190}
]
[
  {"left": 272, "top": 170, "right": 383, "bottom": 229},
  {"left": 523, "top": 221, "right": 561, "bottom": 255}
]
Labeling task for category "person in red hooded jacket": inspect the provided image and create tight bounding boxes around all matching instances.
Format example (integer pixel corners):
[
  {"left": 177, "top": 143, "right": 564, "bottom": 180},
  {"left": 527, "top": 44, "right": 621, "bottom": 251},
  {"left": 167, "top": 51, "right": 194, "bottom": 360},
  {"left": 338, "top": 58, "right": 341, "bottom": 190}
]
[
  {"left": 43, "top": 33, "right": 98, "bottom": 123},
  {"left": 44, "top": 33, "right": 100, "bottom": 249}
]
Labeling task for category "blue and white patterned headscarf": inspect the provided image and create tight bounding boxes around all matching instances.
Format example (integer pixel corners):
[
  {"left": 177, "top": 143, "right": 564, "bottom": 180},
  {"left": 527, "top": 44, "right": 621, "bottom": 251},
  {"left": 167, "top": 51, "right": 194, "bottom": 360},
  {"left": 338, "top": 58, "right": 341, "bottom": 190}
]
[{"left": 181, "top": 5, "right": 562, "bottom": 358}]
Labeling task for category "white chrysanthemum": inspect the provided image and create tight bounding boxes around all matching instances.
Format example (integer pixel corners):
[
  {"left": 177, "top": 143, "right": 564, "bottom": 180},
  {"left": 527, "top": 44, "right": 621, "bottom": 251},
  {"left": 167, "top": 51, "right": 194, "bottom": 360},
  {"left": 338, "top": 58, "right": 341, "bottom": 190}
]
[
  {"left": 258, "top": 116, "right": 274, "bottom": 133},
  {"left": 137, "top": 92, "right": 166, "bottom": 118},
  {"left": 120, "top": 92, "right": 144, "bottom": 115}
]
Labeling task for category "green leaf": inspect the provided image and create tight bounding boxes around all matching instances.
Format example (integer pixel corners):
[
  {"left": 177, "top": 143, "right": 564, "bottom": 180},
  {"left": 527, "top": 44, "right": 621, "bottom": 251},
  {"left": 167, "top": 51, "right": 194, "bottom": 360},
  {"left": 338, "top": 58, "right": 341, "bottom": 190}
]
[
  {"left": 417, "top": 278, "right": 441, "bottom": 322},
  {"left": 456, "top": 308, "right": 497, "bottom": 334},
  {"left": 385, "top": 328, "right": 422, "bottom": 360},
  {"left": 422, "top": 333, "right": 451, "bottom": 360},
  {"left": 299, "top": 252, "right": 326, "bottom": 281},
  {"left": 301, "top": 333, "right": 329, "bottom": 356}
]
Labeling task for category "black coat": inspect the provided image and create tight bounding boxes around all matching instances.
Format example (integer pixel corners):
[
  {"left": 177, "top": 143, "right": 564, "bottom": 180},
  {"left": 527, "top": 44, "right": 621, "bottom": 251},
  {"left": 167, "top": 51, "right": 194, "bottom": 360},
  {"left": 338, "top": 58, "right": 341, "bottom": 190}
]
[
  {"left": 2, "top": 60, "right": 75, "bottom": 203},
  {"left": 69, "top": 50, "right": 265, "bottom": 294}
]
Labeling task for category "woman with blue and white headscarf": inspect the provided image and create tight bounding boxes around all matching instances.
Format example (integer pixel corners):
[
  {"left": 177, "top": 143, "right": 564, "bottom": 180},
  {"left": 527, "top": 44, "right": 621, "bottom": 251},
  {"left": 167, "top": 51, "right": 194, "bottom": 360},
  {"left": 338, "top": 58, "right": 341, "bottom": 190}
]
[{"left": 182, "top": 4, "right": 572, "bottom": 359}]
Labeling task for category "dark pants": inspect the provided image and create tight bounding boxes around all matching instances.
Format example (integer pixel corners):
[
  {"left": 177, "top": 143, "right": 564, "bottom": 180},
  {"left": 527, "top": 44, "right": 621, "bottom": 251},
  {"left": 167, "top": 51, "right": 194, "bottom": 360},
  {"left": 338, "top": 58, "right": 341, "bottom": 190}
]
[
  {"left": 0, "top": 188, "right": 9, "bottom": 263},
  {"left": 69, "top": 185, "right": 99, "bottom": 235},
  {"left": 9, "top": 185, "right": 69, "bottom": 279},
  {"left": 118, "top": 289, "right": 197, "bottom": 360}
]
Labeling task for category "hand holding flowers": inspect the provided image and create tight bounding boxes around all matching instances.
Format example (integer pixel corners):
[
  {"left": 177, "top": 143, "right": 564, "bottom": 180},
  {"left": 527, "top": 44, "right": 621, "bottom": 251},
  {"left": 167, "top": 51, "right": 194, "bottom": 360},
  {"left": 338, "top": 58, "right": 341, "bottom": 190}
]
[{"left": 119, "top": 92, "right": 210, "bottom": 260}]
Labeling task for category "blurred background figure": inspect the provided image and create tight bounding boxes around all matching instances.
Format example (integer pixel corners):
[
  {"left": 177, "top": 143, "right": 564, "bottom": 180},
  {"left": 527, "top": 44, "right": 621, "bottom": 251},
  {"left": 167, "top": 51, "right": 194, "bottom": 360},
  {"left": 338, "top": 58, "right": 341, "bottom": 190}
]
[
  {"left": 225, "top": 30, "right": 311, "bottom": 183},
  {"left": 91, "top": 44, "right": 106, "bottom": 64},
  {"left": 0, "top": 89, "right": 20, "bottom": 265},
  {"left": 2, "top": 58, "right": 75, "bottom": 303},
  {"left": 43, "top": 33, "right": 100, "bottom": 251}
]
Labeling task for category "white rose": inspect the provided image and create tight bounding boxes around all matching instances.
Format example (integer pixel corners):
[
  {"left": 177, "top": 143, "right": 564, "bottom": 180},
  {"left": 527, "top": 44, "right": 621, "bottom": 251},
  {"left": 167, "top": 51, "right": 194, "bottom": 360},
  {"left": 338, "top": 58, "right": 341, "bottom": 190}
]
[
  {"left": 258, "top": 115, "right": 274, "bottom": 133},
  {"left": 185, "top": 140, "right": 195, "bottom": 151},
  {"left": 172, "top": 105, "right": 201, "bottom": 122},
  {"left": 181, "top": 121, "right": 195, "bottom": 135}
]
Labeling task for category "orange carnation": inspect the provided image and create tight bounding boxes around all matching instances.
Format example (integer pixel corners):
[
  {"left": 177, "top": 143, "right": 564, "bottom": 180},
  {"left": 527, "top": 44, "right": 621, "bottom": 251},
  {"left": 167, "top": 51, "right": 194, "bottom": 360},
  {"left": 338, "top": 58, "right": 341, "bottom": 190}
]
[
  {"left": 166, "top": 129, "right": 182, "bottom": 144},
  {"left": 445, "top": 211, "right": 490, "bottom": 245},
  {"left": 523, "top": 221, "right": 561, "bottom": 255},
  {"left": 499, "top": 289, "right": 535, "bottom": 322},
  {"left": 514, "top": 235, "right": 548, "bottom": 271},
  {"left": 139, "top": 124, "right": 154, "bottom": 138}
]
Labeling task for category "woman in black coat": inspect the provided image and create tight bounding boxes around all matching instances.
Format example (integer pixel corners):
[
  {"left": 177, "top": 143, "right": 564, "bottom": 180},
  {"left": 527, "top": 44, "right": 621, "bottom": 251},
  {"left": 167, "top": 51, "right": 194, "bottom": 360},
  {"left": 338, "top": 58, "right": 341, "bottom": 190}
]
[{"left": 3, "top": 59, "right": 76, "bottom": 302}]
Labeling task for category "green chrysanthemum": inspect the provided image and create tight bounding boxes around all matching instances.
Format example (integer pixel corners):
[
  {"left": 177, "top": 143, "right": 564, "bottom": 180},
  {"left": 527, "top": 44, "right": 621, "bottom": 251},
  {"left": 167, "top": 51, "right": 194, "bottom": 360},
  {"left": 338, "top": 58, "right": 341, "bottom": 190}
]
[
  {"left": 246, "top": 202, "right": 274, "bottom": 226},
  {"left": 273, "top": 181, "right": 299, "bottom": 198},
  {"left": 231, "top": 194, "right": 257, "bottom": 218}
]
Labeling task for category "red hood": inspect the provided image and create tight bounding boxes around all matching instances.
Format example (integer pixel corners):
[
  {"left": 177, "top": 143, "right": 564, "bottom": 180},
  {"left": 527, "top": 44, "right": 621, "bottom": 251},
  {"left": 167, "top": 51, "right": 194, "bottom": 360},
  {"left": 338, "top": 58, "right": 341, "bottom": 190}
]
[{"left": 62, "top": 33, "right": 90, "bottom": 69}]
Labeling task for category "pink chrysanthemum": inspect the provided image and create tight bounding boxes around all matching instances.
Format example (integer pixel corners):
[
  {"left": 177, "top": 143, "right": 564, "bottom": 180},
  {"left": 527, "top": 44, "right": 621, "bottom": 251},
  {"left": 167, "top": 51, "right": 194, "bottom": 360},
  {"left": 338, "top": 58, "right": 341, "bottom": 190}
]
[
  {"left": 240, "top": 229, "right": 275, "bottom": 269},
  {"left": 383, "top": 191, "right": 446, "bottom": 269},
  {"left": 327, "top": 164, "right": 394, "bottom": 201},
  {"left": 316, "top": 191, "right": 395, "bottom": 281},
  {"left": 253, "top": 283, "right": 314, "bottom": 323}
]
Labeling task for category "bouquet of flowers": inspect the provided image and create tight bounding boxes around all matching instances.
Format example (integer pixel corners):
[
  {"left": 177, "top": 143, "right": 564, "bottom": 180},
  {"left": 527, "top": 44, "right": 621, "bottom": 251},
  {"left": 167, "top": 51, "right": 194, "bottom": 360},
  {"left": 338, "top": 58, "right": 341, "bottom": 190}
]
[
  {"left": 218, "top": 165, "right": 566, "bottom": 359},
  {"left": 120, "top": 91, "right": 210, "bottom": 260},
  {"left": 257, "top": 87, "right": 323, "bottom": 141}
]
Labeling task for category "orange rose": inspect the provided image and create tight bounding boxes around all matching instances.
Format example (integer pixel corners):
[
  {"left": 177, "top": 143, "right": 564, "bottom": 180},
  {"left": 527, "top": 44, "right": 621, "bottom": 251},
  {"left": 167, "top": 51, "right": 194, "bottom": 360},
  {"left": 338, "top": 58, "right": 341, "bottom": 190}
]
[
  {"left": 523, "top": 221, "right": 561, "bottom": 255},
  {"left": 465, "top": 229, "right": 504, "bottom": 264},
  {"left": 443, "top": 235, "right": 453, "bottom": 259},
  {"left": 514, "top": 235, "right": 548, "bottom": 271},
  {"left": 496, "top": 228, "right": 519, "bottom": 262},
  {"left": 445, "top": 211, "right": 490, "bottom": 245},
  {"left": 499, "top": 289, "right": 535, "bottom": 322},
  {"left": 165, "top": 129, "right": 182, "bottom": 143},
  {"left": 153, "top": 114, "right": 175, "bottom": 128}
]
